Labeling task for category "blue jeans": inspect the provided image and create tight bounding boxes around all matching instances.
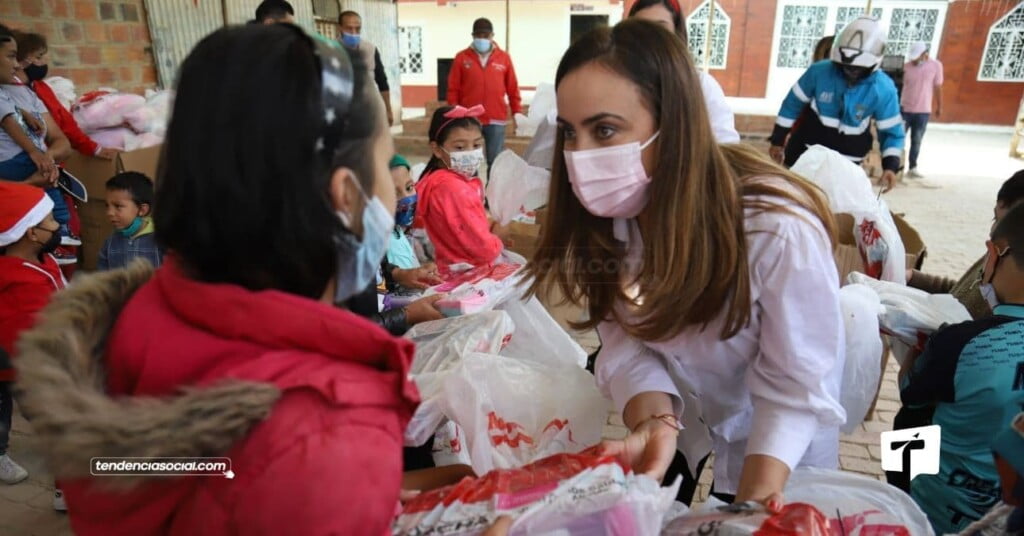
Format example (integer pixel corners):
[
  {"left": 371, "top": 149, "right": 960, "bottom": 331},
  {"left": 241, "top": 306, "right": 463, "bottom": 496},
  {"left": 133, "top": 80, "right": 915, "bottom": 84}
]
[
  {"left": 0, "top": 152, "right": 70, "bottom": 227},
  {"left": 902, "top": 112, "right": 930, "bottom": 170},
  {"left": 482, "top": 124, "right": 506, "bottom": 170}
]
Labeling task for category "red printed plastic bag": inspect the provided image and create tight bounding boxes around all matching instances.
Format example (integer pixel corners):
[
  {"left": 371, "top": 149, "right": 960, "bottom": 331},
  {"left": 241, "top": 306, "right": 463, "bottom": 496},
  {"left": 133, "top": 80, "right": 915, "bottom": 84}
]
[
  {"left": 437, "top": 353, "right": 607, "bottom": 475},
  {"left": 394, "top": 450, "right": 678, "bottom": 536}
]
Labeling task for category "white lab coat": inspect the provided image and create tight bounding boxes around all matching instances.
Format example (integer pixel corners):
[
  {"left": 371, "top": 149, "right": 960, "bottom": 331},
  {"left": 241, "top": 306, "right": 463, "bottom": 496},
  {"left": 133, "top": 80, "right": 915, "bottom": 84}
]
[
  {"left": 523, "top": 71, "right": 740, "bottom": 169},
  {"left": 596, "top": 184, "right": 846, "bottom": 494}
]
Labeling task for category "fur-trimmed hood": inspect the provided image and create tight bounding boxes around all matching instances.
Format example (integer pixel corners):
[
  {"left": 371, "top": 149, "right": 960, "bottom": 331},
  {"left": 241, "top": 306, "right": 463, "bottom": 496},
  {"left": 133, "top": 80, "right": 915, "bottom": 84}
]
[{"left": 13, "top": 261, "right": 281, "bottom": 486}]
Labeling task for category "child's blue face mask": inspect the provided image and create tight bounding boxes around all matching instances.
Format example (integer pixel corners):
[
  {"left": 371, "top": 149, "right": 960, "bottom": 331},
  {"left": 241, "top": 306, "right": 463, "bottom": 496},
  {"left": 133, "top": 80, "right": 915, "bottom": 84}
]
[
  {"left": 395, "top": 194, "right": 417, "bottom": 228},
  {"left": 118, "top": 216, "right": 144, "bottom": 237}
]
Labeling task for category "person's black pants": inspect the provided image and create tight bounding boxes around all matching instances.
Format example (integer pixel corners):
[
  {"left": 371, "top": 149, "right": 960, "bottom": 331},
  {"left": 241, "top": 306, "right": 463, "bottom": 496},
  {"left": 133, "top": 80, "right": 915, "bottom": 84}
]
[{"left": 0, "top": 382, "right": 12, "bottom": 456}]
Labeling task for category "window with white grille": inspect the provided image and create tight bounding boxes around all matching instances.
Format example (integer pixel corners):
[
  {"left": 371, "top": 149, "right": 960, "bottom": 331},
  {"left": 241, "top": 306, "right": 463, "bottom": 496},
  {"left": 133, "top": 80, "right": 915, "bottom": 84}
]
[
  {"left": 834, "top": 6, "right": 882, "bottom": 35},
  {"left": 686, "top": 0, "right": 731, "bottom": 70},
  {"left": 776, "top": 5, "right": 828, "bottom": 69},
  {"left": 979, "top": 2, "right": 1024, "bottom": 82},
  {"left": 399, "top": 26, "right": 423, "bottom": 75},
  {"left": 886, "top": 7, "right": 941, "bottom": 58}
]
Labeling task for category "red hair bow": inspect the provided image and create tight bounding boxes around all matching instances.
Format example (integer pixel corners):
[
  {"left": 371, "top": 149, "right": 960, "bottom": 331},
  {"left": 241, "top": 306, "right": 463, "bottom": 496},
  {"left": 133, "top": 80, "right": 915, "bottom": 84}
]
[
  {"left": 439, "top": 105, "right": 486, "bottom": 132},
  {"left": 444, "top": 104, "right": 485, "bottom": 119}
]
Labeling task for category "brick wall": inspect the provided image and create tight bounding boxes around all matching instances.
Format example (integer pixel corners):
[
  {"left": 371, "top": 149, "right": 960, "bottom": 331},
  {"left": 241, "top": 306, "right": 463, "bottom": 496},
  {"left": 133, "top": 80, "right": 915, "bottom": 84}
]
[
  {"left": 623, "top": 0, "right": 778, "bottom": 98},
  {"left": 935, "top": 0, "right": 1024, "bottom": 125},
  {"left": 3, "top": 0, "right": 158, "bottom": 96}
]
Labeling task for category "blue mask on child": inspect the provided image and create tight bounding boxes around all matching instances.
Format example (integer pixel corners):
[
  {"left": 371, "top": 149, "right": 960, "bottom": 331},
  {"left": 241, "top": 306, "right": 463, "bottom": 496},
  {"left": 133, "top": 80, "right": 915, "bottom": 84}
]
[
  {"left": 118, "top": 217, "right": 143, "bottom": 237},
  {"left": 333, "top": 175, "right": 395, "bottom": 303},
  {"left": 395, "top": 194, "right": 417, "bottom": 228},
  {"left": 341, "top": 33, "right": 361, "bottom": 49}
]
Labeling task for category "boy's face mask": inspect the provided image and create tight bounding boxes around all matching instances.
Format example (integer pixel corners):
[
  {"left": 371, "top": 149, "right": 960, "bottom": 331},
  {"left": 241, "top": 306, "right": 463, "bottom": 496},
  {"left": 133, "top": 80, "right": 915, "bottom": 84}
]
[{"left": 395, "top": 194, "right": 417, "bottom": 228}]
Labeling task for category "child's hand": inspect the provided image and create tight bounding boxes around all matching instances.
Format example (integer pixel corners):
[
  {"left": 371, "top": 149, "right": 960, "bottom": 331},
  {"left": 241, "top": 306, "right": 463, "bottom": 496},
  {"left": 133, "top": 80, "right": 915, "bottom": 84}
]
[
  {"left": 96, "top": 147, "right": 120, "bottom": 160},
  {"left": 23, "top": 170, "right": 53, "bottom": 188},
  {"left": 29, "top": 150, "right": 57, "bottom": 183},
  {"left": 20, "top": 109, "right": 44, "bottom": 135},
  {"left": 405, "top": 294, "right": 445, "bottom": 325},
  {"left": 394, "top": 264, "right": 443, "bottom": 290}
]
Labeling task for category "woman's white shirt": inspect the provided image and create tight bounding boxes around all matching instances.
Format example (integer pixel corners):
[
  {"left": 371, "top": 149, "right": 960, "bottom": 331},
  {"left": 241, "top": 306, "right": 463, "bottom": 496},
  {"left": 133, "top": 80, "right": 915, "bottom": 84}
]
[
  {"left": 595, "top": 185, "right": 846, "bottom": 493},
  {"left": 699, "top": 71, "right": 741, "bottom": 144}
]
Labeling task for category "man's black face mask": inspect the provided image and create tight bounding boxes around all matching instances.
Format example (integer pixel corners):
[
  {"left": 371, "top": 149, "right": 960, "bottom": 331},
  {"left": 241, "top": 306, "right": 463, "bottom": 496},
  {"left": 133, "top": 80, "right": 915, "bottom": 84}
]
[{"left": 840, "top": 64, "right": 872, "bottom": 84}]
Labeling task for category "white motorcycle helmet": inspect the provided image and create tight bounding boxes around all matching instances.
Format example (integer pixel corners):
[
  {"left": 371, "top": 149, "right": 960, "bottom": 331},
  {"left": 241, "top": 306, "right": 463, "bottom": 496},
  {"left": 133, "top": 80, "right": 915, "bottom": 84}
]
[{"left": 831, "top": 15, "right": 886, "bottom": 72}]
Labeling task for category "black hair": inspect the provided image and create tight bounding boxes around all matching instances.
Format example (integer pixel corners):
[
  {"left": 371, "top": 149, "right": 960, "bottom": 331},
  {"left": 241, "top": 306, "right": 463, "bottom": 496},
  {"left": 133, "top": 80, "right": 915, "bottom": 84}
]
[
  {"left": 422, "top": 105, "right": 483, "bottom": 176},
  {"left": 627, "top": 0, "right": 686, "bottom": 42},
  {"left": 154, "top": 24, "right": 381, "bottom": 299},
  {"left": 14, "top": 32, "right": 47, "bottom": 62},
  {"left": 0, "top": 23, "right": 14, "bottom": 44},
  {"left": 106, "top": 172, "right": 154, "bottom": 208},
  {"left": 339, "top": 10, "right": 360, "bottom": 24},
  {"left": 998, "top": 170, "right": 1024, "bottom": 208},
  {"left": 992, "top": 202, "right": 1024, "bottom": 267},
  {"left": 254, "top": 0, "right": 294, "bottom": 23}
]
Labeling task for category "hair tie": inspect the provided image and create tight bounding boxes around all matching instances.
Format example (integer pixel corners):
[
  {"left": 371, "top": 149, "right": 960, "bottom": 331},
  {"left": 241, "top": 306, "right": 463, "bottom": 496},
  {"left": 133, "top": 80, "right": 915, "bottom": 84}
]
[{"left": 437, "top": 105, "right": 485, "bottom": 136}]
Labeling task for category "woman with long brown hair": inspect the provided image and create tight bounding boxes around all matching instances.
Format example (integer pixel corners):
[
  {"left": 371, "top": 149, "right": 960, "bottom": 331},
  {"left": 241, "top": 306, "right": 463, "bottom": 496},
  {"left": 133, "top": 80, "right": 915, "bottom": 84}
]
[{"left": 527, "top": 20, "right": 846, "bottom": 505}]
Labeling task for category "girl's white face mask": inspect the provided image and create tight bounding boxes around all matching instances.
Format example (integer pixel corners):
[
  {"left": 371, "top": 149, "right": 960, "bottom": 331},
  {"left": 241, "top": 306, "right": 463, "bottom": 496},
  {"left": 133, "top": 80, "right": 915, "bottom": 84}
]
[
  {"left": 563, "top": 132, "right": 659, "bottom": 219},
  {"left": 445, "top": 147, "right": 485, "bottom": 179}
]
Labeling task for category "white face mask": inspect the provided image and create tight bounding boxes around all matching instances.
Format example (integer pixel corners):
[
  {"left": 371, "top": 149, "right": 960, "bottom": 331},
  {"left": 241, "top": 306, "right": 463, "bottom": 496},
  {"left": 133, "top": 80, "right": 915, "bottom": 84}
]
[
  {"left": 445, "top": 147, "right": 485, "bottom": 179},
  {"left": 563, "top": 131, "right": 660, "bottom": 219},
  {"left": 979, "top": 244, "right": 1012, "bottom": 310}
]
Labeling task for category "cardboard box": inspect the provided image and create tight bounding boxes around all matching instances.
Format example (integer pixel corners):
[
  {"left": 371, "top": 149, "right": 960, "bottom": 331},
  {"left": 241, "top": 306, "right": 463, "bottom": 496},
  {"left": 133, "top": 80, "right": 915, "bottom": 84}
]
[
  {"left": 505, "top": 207, "right": 547, "bottom": 261},
  {"left": 63, "top": 144, "right": 162, "bottom": 271},
  {"left": 833, "top": 212, "right": 926, "bottom": 283}
]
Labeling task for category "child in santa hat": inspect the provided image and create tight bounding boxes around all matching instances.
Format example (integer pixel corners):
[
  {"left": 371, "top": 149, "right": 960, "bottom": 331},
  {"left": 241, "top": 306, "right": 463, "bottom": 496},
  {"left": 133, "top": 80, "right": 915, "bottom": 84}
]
[{"left": 0, "top": 181, "right": 67, "bottom": 487}]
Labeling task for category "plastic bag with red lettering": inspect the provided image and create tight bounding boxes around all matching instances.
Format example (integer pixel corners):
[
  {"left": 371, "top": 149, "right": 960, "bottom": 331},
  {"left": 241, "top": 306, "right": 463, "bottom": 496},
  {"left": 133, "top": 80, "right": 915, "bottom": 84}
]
[
  {"left": 436, "top": 353, "right": 608, "bottom": 476},
  {"left": 403, "top": 311, "right": 515, "bottom": 447},
  {"left": 393, "top": 450, "right": 679, "bottom": 536},
  {"left": 783, "top": 467, "right": 934, "bottom": 536},
  {"left": 791, "top": 145, "right": 906, "bottom": 283},
  {"left": 662, "top": 502, "right": 832, "bottom": 535}
]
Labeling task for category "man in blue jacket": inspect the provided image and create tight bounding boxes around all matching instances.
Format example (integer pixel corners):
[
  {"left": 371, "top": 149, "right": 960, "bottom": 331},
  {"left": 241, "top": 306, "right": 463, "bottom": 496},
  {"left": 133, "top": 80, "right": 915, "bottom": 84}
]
[{"left": 770, "top": 16, "right": 905, "bottom": 193}]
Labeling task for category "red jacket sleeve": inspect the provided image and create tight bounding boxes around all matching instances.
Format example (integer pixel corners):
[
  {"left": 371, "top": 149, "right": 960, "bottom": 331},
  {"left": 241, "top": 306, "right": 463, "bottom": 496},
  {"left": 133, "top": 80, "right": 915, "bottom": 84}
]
[
  {"left": 447, "top": 52, "right": 463, "bottom": 106},
  {"left": 427, "top": 180, "right": 503, "bottom": 267},
  {"left": 504, "top": 53, "right": 523, "bottom": 115},
  {"left": 32, "top": 81, "right": 99, "bottom": 156}
]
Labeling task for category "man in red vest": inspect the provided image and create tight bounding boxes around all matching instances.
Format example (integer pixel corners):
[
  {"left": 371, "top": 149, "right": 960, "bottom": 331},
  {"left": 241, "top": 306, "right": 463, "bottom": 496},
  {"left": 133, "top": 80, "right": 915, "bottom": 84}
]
[{"left": 446, "top": 18, "right": 523, "bottom": 170}]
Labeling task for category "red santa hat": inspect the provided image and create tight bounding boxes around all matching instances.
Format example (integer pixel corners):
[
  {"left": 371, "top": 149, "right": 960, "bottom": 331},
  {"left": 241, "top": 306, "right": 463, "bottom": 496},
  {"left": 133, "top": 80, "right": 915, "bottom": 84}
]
[{"left": 0, "top": 182, "right": 54, "bottom": 247}]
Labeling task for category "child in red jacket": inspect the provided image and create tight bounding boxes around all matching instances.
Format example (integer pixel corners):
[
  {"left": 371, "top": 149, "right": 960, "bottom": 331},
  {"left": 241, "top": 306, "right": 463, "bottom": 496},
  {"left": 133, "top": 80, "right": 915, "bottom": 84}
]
[
  {"left": 15, "top": 32, "right": 118, "bottom": 161},
  {"left": 415, "top": 105, "right": 511, "bottom": 274},
  {"left": 0, "top": 182, "right": 67, "bottom": 486}
]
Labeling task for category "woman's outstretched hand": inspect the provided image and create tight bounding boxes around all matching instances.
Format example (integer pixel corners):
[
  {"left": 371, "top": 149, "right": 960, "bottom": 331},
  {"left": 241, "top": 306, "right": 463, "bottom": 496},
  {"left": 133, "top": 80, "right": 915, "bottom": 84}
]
[{"left": 598, "top": 417, "right": 679, "bottom": 482}]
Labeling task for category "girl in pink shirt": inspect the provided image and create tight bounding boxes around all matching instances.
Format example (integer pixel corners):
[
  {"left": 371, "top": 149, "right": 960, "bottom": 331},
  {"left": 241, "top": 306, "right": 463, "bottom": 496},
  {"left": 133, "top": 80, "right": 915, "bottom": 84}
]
[{"left": 415, "top": 105, "right": 510, "bottom": 273}]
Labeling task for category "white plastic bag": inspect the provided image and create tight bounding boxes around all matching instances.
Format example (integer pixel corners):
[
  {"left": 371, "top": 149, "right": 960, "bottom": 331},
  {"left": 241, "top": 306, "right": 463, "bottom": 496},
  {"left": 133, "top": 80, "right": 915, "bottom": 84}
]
[
  {"left": 523, "top": 110, "right": 558, "bottom": 170},
  {"left": 404, "top": 311, "right": 515, "bottom": 447},
  {"left": 792, "top": 145, "right": 907, "bottom": 283},
  {"left": 44, "top": 76, "right": 76, "bottom": 111},
  {"left": 838, "top": 284, "right": 884, "bottom": 434},
  {"left": 486, "top": 150, "right": 550, "bottom": 225},
  {"left": 73, "top": 92, "right": 146, "bottom": 132},
  {"left": 394, "top": 451, "right": 678, "bottom": 536},
  {"left": 495, "top": 293, "right": 587, "bottom": 370},
  {"left": 432, "top": 420, "right": 473, "bottom": 467},
  {"left": 437, "top": 353, "right": 607, "bottom": 475},
  {"left": 846, "top": 272, "right": 971, "bottom": 366},
  {"left": 784, "top": 467, "right": 935, "bottom": 535},
  {"left": 513, "top": 83, "right": 556, "bottom": 138},
  {"left": 88, "top": 127, "right": 137, "bottom": 150}
]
